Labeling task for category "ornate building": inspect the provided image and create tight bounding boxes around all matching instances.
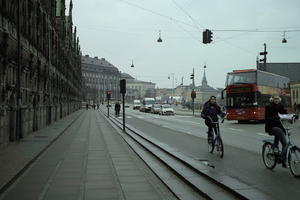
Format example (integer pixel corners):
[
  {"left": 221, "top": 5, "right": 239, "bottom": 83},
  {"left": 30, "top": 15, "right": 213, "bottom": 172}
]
[
  {"left": 121, "top": 73, "right": 156, "bottom": 102},
  {"left": 0, "top": 0, "right": 82, "bottom": 146},
  {"left": 82, "top": 55, "right": 120, "bottom": 103}
]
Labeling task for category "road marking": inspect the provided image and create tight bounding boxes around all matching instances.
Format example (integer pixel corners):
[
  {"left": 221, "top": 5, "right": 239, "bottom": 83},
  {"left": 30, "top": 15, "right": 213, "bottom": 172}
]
[
  {"left": 228, "top": 128, "right": 243, "bottom": 132},
  {"left": 126, "top": 116, "right": 132, "bottom": 119},
  {"left": 256, "top": 133, "right": 272, "bottom": 137}
]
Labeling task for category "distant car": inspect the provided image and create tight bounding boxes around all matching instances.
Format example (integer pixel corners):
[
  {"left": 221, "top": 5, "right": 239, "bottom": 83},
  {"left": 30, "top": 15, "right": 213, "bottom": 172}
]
[
  {"left": 151, "top": 104, "right": 161, "bottom": 114},
  {"left": 133, "top": 100, "right": 141, "bottom": 110},
  {"left": 159, "top": 104, "right": 175, "bottom": 115},
  {"left": 125, "top": 104, "right": 130, "bottom": 108}
]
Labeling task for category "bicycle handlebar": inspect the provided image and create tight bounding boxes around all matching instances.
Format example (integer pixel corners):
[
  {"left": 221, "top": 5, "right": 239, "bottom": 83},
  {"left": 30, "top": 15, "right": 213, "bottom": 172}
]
[{"left": 206, "top": 116, "right": 226, "bottom": 124}]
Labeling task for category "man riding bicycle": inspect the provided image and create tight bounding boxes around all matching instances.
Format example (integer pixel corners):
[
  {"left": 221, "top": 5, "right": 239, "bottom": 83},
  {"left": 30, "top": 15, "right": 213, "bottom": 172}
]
[
  {"left": 265, "top": 95, "right": 288, "bottom": 166},
  {"left": 201, "top": 96, "right": 225, "bottom": 141}
]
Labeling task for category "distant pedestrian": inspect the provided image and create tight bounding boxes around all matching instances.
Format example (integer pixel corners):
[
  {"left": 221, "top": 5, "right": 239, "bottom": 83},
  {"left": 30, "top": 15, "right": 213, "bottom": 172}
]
[
  {"left": 115, "top": 101, "right": 121, "bottom": 117},
  {"left": 86, "top": 103, "right": 89, "bottom": 110},
  {"left": 97, "top": 104, "right": 99, "bottom": 110}
]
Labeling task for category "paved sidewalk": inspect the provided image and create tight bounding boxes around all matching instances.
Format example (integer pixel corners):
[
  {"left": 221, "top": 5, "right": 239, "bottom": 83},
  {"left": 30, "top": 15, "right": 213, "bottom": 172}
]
[
  {"left": 0, "top": 110, "right": 84, "bottom": 195},
  {"left": 0, "top": 110, "right": 176, "bottom": 200}
]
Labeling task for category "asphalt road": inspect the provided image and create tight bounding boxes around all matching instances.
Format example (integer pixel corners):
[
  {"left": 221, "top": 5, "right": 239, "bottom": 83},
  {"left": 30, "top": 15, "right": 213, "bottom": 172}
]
[{"left": 119, "top": 108, "right": 300, "bottom": 200}]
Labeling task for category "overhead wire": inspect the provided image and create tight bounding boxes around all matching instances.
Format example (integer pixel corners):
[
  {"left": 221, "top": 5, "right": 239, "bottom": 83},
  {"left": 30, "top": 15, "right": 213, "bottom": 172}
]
[{"left": 117, "top": 0, "right": 196, "bottom": 28}]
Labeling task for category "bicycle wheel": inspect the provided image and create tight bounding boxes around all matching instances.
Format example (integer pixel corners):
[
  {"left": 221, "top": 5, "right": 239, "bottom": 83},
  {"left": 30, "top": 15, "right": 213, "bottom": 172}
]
[
  {"left": 262, "top": 142, "right": 277, "bottom": 169},
  {"left": 216, "top": 137, "right": 224, "bottom": 158},
  {"left": 288, "top": 146, "right": 300, "bottom": 178},
  {"left": 208, "top": 136, "right": 214, "bottom": 153}
]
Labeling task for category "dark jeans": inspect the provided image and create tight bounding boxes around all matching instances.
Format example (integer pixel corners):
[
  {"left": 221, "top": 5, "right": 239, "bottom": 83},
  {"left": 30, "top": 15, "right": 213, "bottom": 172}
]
[
  {"left": 271, "top": 127, "right": 288, "bottom": 158},
  {"left": 205, "top": 119, "right": 218, "bottom": 138},
  {"left": 115, "top": 109, "right": 120, "bottom": 116}
]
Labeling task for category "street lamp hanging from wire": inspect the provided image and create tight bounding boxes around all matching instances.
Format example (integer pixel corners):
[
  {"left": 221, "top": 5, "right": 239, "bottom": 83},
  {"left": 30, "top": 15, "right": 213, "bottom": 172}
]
[
  {"left": 131, "top": 60, "right": 134, "bottom": 68},
  {"left": 157, "top": 30, "right": 162, "bottom": 43},
  {"left": 282, "top": 31, "right": 287, "bottom": 43}
]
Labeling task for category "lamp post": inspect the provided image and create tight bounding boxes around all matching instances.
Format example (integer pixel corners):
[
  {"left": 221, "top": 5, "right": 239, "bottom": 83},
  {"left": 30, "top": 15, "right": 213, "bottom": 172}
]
[{"left": 168, "top": 73, "right": 174, "bottom": 102}]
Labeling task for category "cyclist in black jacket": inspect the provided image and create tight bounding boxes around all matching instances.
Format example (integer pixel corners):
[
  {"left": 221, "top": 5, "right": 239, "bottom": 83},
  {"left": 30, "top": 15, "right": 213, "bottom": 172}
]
[
  {"left": 265, "top": 95, "right": 288, "bottom": 164},
  {"left": 201, "top": 96, "right": 225, "bottom": 141}
]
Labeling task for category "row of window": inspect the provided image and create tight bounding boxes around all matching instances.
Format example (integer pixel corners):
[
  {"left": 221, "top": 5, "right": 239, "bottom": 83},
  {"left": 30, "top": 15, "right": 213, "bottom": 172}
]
[{"left": 82, "top": 72, "right": 119, "bottom": 80}]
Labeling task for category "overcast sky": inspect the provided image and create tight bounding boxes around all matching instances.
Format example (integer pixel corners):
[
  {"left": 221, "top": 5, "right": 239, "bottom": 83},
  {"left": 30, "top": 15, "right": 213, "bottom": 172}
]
[{"left": 71, "top": 0, "right": 300, "bottom": 89}]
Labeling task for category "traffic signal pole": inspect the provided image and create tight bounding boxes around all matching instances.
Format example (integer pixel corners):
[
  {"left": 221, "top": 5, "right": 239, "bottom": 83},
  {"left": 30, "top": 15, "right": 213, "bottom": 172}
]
[
  {"left": 192, "top": 68, "right": 195, "bottom": 116},
  {"left": 120, "top": 79, "right": 126, "bottom": 132}
]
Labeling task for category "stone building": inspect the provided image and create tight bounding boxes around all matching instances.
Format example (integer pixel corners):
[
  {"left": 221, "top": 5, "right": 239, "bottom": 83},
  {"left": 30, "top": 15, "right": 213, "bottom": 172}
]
[
  {"left": 179, "top": 69, "right": 219, "bottom": 106},
  {"left": 291, "top": 82, "right": 300, "bottom": 113},
  {"left": 82, "top": 55, "right": 120, "bottom": 103},
  {"left": 121, "top": 73, "right": 156, "bottom": 101},
  {"left": 257, "top": 62, "right": 300, "bottom": 110},
  {"left": 0, "top": 0, "right": 82, "bottom": 147}
]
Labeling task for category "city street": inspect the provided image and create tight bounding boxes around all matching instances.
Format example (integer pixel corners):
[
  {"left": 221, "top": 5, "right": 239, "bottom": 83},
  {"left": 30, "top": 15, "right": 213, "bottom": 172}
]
[
  {"left": 113, "top": 107, "right": 300, "bottom": 200},
  {"left": 0, "top": 110, "right": 176, "bottom": 200}
]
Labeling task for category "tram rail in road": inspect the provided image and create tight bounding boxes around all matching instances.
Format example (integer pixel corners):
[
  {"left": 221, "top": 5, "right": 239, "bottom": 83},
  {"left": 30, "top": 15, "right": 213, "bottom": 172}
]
[{"left": 100, "top": 109, "right": 269, "bottom": 200}]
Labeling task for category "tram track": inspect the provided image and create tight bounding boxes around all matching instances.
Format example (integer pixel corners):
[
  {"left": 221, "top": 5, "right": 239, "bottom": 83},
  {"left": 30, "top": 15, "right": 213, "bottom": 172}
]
[{"left": 100, "top": 109, "right": 268, "bottom": 200}]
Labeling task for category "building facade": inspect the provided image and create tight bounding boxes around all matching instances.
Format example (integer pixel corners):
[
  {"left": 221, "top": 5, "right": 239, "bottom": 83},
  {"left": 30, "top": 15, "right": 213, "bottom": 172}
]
[
  {"left": 257, "top": 62, "right": 300, "bottom": 83},
  {"left": 0, "top": 0, "right": 82, "bottom": 147},
  {"left": 82, "top": 55, "right": 120, "bottom": 103},
  {"left": 291, "top": 82, "right": 300, "bottom": 113},
  {"left": 121, "top": 73, "right": 156, "bottom": 101},
  {"left": 257, "top": 62, "right": 300, "bottom": 111},
  {"left": 179, "top": 70, "right": 220, "bottom": 106}
]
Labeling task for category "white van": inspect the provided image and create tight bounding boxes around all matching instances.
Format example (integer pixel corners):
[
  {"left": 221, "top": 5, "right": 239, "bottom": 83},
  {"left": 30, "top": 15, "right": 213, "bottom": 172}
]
[
  {"left": 133, "top": 100, "right": 141, "bottom": 110},
  {"left": 140, "top": 98, "right": 155, "bottom": 112}
]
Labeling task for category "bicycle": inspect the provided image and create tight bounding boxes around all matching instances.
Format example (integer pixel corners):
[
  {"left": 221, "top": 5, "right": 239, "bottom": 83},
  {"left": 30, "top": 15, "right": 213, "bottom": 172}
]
[
  {"left": 207, "top": 116, "right": 225, "bottom": 158},
  {"left": 262, "top": 113, "right": 300, "bottom": 178}
]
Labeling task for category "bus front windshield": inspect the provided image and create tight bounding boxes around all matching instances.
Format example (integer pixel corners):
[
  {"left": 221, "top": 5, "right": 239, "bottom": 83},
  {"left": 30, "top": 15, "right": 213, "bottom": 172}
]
[
  {"left": 226, "top": 72, "right": 256, "bottom": 86},
  {"left": 227, "top": 93, "right": 257, "bottom": 108}
]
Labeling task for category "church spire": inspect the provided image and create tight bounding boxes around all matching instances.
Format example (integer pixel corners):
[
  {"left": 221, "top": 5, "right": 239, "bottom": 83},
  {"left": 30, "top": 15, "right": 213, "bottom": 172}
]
[
  {"left": 202, "top": 65, "right": 208, "bottom": 86},
  {"left": 69, "top": 0, "right": 73, "bottom": 20}
]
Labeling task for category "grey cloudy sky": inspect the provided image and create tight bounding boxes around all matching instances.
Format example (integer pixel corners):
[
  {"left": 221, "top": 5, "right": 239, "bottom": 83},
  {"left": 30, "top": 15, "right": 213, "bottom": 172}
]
[{"left": 71, "top": 0, "right": 300, "bottom": 89}]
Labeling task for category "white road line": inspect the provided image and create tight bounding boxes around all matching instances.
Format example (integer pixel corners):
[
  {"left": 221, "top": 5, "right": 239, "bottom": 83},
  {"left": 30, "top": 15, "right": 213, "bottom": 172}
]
[
  {"left": 228, "top": 128, "right": 243, "bottom": 132},
  {"left": 256, "top": 133, "right": 272, "bottom": 137},
  {"left": 126, "top": 116, "right": 132, "bottom": 119}
]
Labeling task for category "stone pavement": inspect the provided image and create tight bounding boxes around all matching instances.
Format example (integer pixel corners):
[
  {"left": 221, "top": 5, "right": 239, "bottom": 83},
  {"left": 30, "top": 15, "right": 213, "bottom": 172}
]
[{"left": 0, "top": 110, "right": 176, "bottom": 200}]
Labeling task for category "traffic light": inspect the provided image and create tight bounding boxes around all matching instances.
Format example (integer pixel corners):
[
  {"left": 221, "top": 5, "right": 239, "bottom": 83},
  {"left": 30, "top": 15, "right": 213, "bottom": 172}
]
[
  {"left": 190, "top": 73, "right": 194, "bottom": 79},
  {"left": 202, "top": 29, "right": 213, "bottom": 44},
  {"left": 207, "top": 30, "right": 213, "bottom": 43},
  {"left": 120, "top": 79, "right": 126, "bottom": 94}
]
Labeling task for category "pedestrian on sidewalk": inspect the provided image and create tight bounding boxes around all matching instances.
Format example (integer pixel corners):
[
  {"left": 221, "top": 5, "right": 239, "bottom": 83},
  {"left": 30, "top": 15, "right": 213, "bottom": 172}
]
[{"left": 115, "top": 101, "right": 121, "bottom": 117}]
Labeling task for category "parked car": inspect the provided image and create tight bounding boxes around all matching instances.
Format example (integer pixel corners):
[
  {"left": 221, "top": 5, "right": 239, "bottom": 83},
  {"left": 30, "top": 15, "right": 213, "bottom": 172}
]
[
  {"left": 159, "top": 104, "right": 175, "bottom": 115},
  {"left": 151, "top": 104, "right": 161, "bottom": 114},
  {"left": 133, "top": 100, "right": 141, "bottom": 110}
]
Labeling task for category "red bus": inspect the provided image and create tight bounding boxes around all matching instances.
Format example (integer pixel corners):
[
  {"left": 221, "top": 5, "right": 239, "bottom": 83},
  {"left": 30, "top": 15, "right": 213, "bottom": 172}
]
[{"left": 224, "top": 69, "right": 291, "bottom": 122}]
